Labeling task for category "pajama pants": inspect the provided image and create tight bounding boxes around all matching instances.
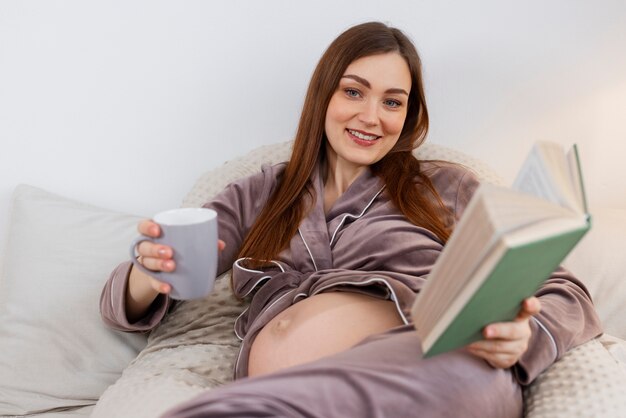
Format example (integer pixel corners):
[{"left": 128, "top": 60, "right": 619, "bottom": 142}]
[{"left": 161, "top": 325, "right": 522, "bottom": 418}]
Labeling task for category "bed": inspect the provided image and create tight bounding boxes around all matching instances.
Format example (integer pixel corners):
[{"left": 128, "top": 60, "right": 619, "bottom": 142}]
[{"left": 1, "top": 141, "right": 624, "bottom": 417}]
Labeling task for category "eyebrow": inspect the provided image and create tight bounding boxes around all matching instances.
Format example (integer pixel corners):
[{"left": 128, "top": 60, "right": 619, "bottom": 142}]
[{"left": 341, "top": 74, "right": 409, "bottom": 96}]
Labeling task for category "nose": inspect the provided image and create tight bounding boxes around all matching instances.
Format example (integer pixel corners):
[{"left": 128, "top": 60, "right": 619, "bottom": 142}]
[{"left": 358, "top": 100, "right": 379, "bottom": 127}]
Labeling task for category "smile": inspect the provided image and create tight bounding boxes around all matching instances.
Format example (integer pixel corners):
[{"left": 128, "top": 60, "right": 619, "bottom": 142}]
[{"left": 347, "top": 129, "right": 380, "bottom": 141}]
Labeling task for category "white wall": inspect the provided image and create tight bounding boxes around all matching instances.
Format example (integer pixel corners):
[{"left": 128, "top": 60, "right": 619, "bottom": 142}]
[{"left": 1, "top": 1, "right": 625, "bottom": 259}]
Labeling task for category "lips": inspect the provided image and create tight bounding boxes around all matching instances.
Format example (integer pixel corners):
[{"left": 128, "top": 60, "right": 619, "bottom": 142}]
[{"left": 347, "top": 129, "right": 380, "bottom": 141}]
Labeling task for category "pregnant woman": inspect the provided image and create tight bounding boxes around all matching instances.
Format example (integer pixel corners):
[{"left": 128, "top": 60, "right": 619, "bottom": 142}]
[{"left": 101, "top": 21, "right": 601, "bottom": 417}]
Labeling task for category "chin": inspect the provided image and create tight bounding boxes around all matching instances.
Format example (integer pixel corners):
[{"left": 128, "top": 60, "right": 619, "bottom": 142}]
[{"left": 346, "top": 153, "right": 382, "bottom": 168}]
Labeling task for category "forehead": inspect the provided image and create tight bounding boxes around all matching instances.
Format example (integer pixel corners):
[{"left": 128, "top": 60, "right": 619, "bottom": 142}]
[{"left": 342, "top": 53, "right": 412, "bottom": 90}]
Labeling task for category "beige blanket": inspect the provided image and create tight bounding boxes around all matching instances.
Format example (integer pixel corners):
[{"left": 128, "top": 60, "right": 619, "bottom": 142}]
[{"left": 92, "top": 273, "right": 246, "bottom": 418}]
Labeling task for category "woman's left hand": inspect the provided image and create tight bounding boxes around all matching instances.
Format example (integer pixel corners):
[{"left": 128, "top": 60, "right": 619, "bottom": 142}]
[{"left": 466, "top": 297, "right": 541, "bottom": 369}]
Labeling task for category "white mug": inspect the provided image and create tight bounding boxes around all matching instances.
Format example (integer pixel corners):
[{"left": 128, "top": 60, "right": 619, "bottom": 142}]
[{"left": 130, "top": 208, "right": 218, "bottom": 300}]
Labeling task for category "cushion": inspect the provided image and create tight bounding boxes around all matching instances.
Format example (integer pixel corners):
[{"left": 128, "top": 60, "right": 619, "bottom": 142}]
[
  {"left": 524, "top": 336, "right": 626, "bottom": 417},
  {"left": 0, "top": 185, "right": 148, "bottom": 416},
  {"left": 563, "top": 207, "right": 626, "bottom": 340}
]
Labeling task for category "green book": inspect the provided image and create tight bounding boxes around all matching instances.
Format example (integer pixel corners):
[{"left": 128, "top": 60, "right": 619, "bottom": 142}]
[{"left": 411, "top": 141, "right": 590, "bottom": 358}]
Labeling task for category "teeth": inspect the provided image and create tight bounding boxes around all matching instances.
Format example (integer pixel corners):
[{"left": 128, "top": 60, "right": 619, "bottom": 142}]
[{"left": 348, "top": 129, "right": 378, "bottom": 141}]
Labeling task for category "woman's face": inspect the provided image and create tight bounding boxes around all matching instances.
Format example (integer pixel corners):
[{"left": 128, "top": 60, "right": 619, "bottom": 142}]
[{"left": 324, "top": 52, "right": 411, "bottom": 174}]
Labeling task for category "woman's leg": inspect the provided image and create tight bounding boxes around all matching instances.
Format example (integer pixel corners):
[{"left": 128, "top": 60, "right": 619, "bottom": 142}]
[{"left": 162, "top": 325, "right": 522, "bottom": 418}]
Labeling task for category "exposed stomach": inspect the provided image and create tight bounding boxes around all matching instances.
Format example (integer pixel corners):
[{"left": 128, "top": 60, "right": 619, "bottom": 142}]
[{"left": 247, "top": 291, "right": 404, "bottom": 377}]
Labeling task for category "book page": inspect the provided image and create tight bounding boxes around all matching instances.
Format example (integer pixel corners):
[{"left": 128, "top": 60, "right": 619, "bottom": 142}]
[
  {"left": 484, "top": 184, "right": 576, "bottom": 232},
  {"left": 513, "top": 142, "right": 580, "bottom": 212},
  {"left": 567, "top": 145, "right": 587, "bottom": 213},
  {"left": 412, "top": 188, "right": 496, "bottom": 332},
  {"left": 513, "top": 151, "right": 561, "bottom": 203}
]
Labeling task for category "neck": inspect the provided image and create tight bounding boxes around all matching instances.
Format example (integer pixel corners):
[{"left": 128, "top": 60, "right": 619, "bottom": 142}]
[
  {"left": 323, "top": 148, "right": 368, "bottom": 213},
  {"left": 324, "top": 151, "right": 367, "bottom": 193}
]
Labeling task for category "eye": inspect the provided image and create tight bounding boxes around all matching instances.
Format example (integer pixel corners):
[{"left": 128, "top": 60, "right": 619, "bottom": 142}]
[
  {"left": 344, "top": 88, "right": 361, "bottom": 98},
  {"left": 384, "top": 99, "right": 402, "bottom": 108}
]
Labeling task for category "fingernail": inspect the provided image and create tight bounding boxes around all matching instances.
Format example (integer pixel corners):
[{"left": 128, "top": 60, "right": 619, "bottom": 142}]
[
  {"left": 158, "top": 248, "right": 167, "bottom": 256},
  {"left": 485, "top": 327, "right": 495, "bottom": 338}
]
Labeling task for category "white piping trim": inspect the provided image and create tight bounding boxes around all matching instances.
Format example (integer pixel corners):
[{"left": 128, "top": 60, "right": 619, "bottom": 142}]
[
  {"left": 238, "top": 275, "right": 273, "bottom": 298},
  {"left": 233, "top": 288, "right": 297, "bottom": 373},
  {"left": 293, "top": 292, "right": 308, "bottom": 302},
  {"left": 329, "top": 187, "right": 385, "bottom": 246},
  {"left": 531, "top": 316, "right": 558, "bottom": 360},
  {"left": 310, "top": 277, "right": 409, "bottom": 325},
  {"left": 298, "top": 229, "right": 318, "bottom": 272},
  {"left": 233, "top": 308, "right": 248, "bottom": 341},
  {"left": 234, "top": 258, "right": 285, "bottom": 274}
]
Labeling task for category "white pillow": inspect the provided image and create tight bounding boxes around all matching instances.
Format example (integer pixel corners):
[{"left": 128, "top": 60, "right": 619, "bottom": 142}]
[{"left": 0, "top": 185, "right": 148, "bottom": 416}]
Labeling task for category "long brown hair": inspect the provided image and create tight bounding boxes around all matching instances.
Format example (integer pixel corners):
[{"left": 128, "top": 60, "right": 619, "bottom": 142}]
[{"left": 238, "top": 22, "right": 452, "bottom": 264}]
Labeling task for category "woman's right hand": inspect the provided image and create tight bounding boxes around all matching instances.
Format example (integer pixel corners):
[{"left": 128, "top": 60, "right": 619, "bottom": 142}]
[
  {"left": 125, "top": 220, "right": 174, "bottom": 321},
  {"left": 134, "top": 219, "right": 175, "bottom": 295}
]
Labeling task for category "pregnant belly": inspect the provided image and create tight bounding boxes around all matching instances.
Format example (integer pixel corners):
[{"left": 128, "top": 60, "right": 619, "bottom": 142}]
[{"left": 247, "top": 292, "right": 404, "bottom": 377}]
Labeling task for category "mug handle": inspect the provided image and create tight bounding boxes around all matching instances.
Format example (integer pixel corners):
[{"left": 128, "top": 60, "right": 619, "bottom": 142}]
[{"left": 129, "top": 236, "right": 162, "bottom": 279}]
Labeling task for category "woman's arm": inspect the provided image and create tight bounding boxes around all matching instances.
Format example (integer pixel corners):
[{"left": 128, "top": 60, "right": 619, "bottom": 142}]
[{"left": 100, "top": 163, "right": 284, "bottom": 331}]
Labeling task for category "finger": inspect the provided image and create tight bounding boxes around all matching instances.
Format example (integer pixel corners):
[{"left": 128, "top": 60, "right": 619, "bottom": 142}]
[
  {"left": 137, "top": 241, "right": 173, "bottom": 259},
  {"left": 138, "top": 220, "right": 161, "bottom": 237},
  {"left": 467, "top": 346, "right": 517, "bottom": 369},
  {"left": 146, "top": 275, "right": 172, "bottom": 294},
  {"left": 218, "top": 239, "right": 226, "bottom": 252},
  {"left": 471, "top": 337, "right": 527, "bottom": 356},
  {"left": 518, "top": 297, "right": 542, "bottom": 319},
  {"left": 514, "top": 297, "right": 541, "bottom": 321},
  {"left": 468, "top": 338, "right": 524, "bottom": 356},
  {"left": 483, "top": 319, "right": 526, "bottom": 340},
  {"left": 141, "top": 256, "right": 176, "bottom": 273}
]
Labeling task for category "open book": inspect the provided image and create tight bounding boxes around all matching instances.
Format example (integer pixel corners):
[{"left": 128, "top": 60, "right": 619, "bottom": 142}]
[{"left": 411, "top": 141, "right": 590, "bottom": 358}]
